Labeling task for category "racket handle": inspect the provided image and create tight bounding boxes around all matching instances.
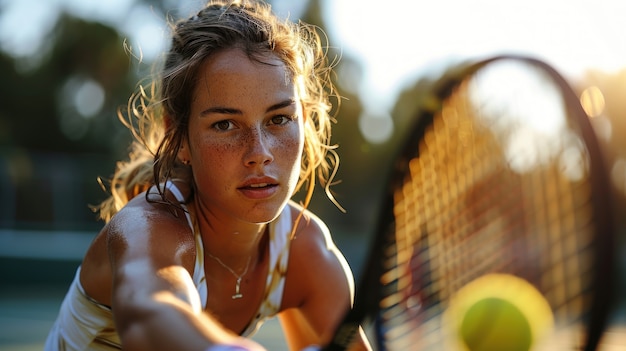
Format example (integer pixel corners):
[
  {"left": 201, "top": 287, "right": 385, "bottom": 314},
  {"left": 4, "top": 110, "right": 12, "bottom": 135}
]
[
  {"left": 205, "top": 342, "right": 266, "bottom": 351},
  {"left": 205, "top": 341, "right": 321, "bottom": 351},
  {"left": 205, "top": 345, "right": 252, "bottom": 351}
]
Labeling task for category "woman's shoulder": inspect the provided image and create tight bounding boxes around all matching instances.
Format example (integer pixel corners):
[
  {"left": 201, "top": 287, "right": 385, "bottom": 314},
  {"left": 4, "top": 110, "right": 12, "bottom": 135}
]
[
  {"left": 106, "top": 186, "right": 195, "bottom": 248},
  {"left": 280, "top": 201, "right": 355, "bottom": 310},
  {"left": 285, "top": 200, "right": 331, "bottom": 242},
  {"left": 284, "top": 201, "right": 345, "bottom": 266}
]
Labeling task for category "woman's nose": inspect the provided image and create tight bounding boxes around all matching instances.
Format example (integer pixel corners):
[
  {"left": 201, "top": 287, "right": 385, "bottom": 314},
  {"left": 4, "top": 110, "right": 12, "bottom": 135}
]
[{"left": 244, "top": 127, "right": 274, "bottom": 166}]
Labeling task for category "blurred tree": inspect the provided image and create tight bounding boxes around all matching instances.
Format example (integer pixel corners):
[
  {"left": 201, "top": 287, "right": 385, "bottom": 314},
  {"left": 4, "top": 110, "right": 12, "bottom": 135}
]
[
  {"left": 1, "top": 13, "right": 134, "bottom": 154},
  {"left": 577, "top": 69, "right": 626, "bottom": 160},
  {"left": 297, "top": 0, "right": 397, "bottom": 235},
  {"left": 0, "top": 12, "right": 136, "bottom": 228},
  {"left": 573, "top": 69, "right": 626, "bottom": 225}
]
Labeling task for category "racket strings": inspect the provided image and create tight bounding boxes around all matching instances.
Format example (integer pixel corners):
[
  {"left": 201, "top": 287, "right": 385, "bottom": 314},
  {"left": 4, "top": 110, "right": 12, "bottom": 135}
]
[
  {"left": 377, "top": 79, "right": 598, "bottom": 349},
  {"left": 528, "top": 166, "right": 594, "bottom": 323}
]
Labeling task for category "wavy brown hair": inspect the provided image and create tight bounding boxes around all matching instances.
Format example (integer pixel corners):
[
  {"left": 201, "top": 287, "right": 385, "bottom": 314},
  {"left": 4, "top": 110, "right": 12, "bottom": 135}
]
[{"left": 96, "top": 0, "right": 341, "bottom": 223}]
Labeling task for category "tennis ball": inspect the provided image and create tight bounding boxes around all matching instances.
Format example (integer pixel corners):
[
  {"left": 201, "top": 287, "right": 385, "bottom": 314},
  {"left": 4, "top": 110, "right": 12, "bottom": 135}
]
[
  {"left": 444, "top": 274, "right": 554, "bottom": 351},
  {"left": 460, "top": 297, "right": 532, "bottom": 351}
]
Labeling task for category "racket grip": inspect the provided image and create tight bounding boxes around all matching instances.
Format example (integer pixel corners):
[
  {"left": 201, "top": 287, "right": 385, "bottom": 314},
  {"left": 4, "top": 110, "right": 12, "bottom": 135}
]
[
  {"left": 205, "top": 343, "right": 319, "bottom": 351},
  {"left": 205, "top": 342, "right": 266, "bottom": 351}
]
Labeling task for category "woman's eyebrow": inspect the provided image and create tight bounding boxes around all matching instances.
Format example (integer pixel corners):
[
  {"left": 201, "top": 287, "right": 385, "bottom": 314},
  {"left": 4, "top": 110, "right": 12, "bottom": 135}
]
[
  {"left": 200, "top": 99, "right": 296, "bottom": 117},
  {"left": 266, "top": 99, "right": 296, "bottom": 113},
  {"left": 200, "top": 106, "right": 241, "bottom": 116}
]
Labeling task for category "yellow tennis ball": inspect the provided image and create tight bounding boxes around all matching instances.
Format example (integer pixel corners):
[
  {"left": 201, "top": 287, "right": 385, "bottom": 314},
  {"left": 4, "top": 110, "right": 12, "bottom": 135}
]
[
  {"left": 444, "top": 274, "right": 554, "bottom": 351},
  {"left": 460, "top": 296, "right": 532, "bottom": 351}
]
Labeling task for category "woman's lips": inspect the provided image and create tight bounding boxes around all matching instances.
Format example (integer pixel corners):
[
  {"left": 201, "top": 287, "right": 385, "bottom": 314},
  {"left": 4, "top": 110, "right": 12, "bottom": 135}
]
[{"left": 238, "top": 178, "right": 279, "bottom": 199}]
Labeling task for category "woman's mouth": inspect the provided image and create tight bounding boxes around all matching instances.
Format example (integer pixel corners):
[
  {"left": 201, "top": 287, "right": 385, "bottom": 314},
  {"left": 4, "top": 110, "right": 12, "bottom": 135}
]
[
  {"left": 239, "top": 180, "right": 279, "bottom": 199},
  {"left": 248, "top": 183, "right": 270, "bottom": 188}
]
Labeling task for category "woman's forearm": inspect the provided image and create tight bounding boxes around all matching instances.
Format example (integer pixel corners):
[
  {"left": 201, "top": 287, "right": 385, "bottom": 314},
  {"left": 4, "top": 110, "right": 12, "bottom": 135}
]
[{"left": 115, "top": 291, "right": 264, "bottom": 351}]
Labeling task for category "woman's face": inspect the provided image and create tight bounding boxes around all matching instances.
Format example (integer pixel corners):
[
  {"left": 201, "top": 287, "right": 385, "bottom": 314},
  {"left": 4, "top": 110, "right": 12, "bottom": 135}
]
[{"left": 180, "top": 48, "right": 304, "bottom": 224}]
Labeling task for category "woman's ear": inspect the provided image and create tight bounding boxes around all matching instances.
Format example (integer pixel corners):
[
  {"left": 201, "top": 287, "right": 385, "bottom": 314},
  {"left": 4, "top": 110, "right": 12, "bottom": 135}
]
[
  {"left": 178, "top": 141, "right": 191, "bottom": 166},
  {"left": 167, "top": 115, "right": 191, "bottom": 166}
]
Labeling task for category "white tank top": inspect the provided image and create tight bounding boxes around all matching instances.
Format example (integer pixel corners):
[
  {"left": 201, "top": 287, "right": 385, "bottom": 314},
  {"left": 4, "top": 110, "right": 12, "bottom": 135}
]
[
  {"left": 44, "top": 183, "right": 292, "bottom": 350},
  {"left": 167, "top": 182, "right": 291, "bottom": 336}
]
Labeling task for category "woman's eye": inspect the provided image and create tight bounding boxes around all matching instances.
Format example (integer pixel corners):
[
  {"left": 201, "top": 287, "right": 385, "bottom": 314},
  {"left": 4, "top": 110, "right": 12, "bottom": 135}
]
[
  {"left": 213, "top": 120, "right": 234, "bottom": 131},
  {"left": 270, "top": 115, "right": 292, "bottom": 126}
]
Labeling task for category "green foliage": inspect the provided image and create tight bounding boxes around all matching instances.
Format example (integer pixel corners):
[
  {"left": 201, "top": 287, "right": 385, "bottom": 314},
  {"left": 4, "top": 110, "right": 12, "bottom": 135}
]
[
  {"left": 1, "top": 13, "right": 135, "bottom": 154},
  {"left": 0, "top": 11, "right": 138, "bottom": 228}
]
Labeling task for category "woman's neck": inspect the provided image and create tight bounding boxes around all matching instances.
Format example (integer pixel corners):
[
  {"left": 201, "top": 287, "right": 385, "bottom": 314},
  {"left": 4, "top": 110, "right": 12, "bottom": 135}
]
[{"left": 190, "top": 199, "right": 269, "bottom": 266}]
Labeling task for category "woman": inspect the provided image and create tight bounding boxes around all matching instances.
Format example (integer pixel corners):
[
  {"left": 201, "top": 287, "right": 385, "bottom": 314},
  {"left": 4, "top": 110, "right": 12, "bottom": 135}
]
[{"left": 44, "top": 0, "right": 371, "bottom": 350}]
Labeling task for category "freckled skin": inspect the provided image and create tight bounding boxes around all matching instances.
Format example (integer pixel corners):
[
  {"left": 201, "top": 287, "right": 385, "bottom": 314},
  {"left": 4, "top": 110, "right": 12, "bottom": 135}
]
[{"left": 179, "top": 48, "right": 304, "bottom": 227}]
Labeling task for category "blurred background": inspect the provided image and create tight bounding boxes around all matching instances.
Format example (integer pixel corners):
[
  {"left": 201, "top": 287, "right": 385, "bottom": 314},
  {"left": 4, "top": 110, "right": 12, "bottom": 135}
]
[{"left": 0, "top": 0, "right": 625, "bottom": 349}]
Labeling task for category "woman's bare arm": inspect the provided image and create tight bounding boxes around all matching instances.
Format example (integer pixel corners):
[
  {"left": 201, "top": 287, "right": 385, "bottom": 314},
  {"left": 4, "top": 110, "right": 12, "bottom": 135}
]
[
  {"left": 107, "top": 197, "right": 264, "bottom": 351},
  {"left": 278, "top": 208, "right": 372, "bottom": 351}
]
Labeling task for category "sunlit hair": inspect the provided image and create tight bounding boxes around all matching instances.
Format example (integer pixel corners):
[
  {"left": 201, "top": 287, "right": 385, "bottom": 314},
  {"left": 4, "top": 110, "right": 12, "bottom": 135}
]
[{"left": 96, "top": 0, "right": 341, "bottom": 223}]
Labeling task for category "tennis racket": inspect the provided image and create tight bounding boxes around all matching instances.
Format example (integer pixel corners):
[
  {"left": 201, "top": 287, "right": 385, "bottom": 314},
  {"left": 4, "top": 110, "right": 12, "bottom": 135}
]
[{"left": 324, "top": 55, "right": 615, "bottom": 350}]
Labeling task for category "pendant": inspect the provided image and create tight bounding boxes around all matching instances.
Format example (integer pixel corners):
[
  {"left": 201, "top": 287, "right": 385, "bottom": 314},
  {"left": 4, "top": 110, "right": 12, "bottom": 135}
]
[{"left": 232, "top": 277, "right": 243, "bottom": 299}]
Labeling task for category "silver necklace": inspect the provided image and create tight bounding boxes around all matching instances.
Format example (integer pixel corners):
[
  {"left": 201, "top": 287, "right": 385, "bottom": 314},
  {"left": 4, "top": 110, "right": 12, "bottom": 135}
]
[{"left": 207, "top": 253, "right": 251, "bottom": 299}]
